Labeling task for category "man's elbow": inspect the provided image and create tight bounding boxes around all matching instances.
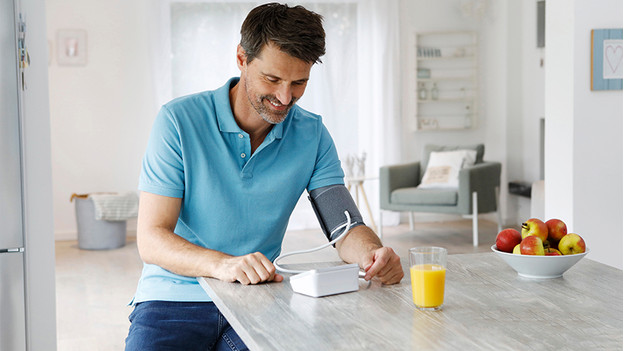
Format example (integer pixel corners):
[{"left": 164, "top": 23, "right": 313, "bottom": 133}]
[{"left": 136, "top": 228, "right": 159, "bottom": 265}]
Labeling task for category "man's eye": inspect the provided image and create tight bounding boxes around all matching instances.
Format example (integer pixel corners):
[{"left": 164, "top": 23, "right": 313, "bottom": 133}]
[{"left": 267, "top": 77, "right": 278, "bottom": 83}]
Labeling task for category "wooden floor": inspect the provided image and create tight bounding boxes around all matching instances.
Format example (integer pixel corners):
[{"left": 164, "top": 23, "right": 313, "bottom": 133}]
[{"left": 55, "top": 219, "right": 501, "bottom": 350}]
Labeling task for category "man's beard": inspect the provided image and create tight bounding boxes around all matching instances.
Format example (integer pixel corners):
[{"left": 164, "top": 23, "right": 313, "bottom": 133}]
[{"left": 246, "top": 81, "right": 297, "bottom": 124}]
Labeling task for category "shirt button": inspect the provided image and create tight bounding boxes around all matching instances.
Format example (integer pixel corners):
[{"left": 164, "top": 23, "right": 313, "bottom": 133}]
[
  {"left": 238, "top": 134, "right": 243, "bottom": 138},
  {"left": 240, "top": 153, "right": 246, "bottom": 158}
]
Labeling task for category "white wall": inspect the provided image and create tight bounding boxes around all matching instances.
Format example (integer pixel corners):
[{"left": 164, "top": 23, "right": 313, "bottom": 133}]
[
  {"left": 545, "top": 0, "right": 623, "bottom": 269},
  {"left": 507, "top": 0, "right": 547, "bottom": 221},
  {"left": 47, "top": 0, "right": 155, "bottom": 239}
]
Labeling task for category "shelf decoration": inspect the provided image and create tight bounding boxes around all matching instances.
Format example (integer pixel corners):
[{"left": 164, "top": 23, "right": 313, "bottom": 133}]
[
  {"left": 417, "top": 68, "right": 431, "bottom": 78},
  {"left": 591, "top": 28, "right": 622, "bottom": 91},
  {"left": 414, "top": 31, "right": 478, "bottom": 131}
]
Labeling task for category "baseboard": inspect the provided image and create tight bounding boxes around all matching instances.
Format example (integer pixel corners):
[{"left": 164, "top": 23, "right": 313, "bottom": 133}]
[
  {"left": 55, "top": 230, "right": 78, "bottom": 241},
  {"left": 399, "top": 212, "right": 511, "bottom": 226},
  {"left": 404, "top": 213, "right": 464, "bottom": 223}
]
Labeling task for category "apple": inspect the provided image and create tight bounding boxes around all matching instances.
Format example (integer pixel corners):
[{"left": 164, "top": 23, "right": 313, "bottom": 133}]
[
  {"left": 545, "top": 219, "right": 567, "bottom": 244},
  {"left": 512, "top": 244, "right": 521, "bottom": 255},
  {"left": 545, "top": 248, "right": 563, "bottom": 256},
  {"left": 520, "top": 236, "right": 545, "bottom": 255},
  {"left": 496, "top": 228, "right": 522, "bottom": 253},
  {"left": 521, "top": 218, "right": 548, "bottom": 242},
  {"left": 558, "top": 233, "right": 586, "bottom": 255}
]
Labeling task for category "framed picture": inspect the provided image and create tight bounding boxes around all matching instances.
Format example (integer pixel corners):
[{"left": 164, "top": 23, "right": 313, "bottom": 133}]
[
  {"left": 57, "top": 29, "right": 87, "bottom": 66},
  {"left": 591, "top": 28, "right": 622, "bottom": 91}
]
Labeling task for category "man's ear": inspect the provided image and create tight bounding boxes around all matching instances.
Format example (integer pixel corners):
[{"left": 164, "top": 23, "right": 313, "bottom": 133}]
[{"left": 236, "top": 44, "right": 247, "bottom": 70}]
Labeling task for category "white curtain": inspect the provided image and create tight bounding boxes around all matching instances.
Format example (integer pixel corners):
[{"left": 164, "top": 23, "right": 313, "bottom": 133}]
[
  {"left": 147, "top": 0, "right": 401, "bottom": 230},
  {"left": 356, "top": 0, "right": 402, "bottom": 227}
]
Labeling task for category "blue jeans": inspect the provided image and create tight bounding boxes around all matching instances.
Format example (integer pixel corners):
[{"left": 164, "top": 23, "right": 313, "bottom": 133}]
[{"left": 125, "top": 301, "right": 248, "bottom": 351}]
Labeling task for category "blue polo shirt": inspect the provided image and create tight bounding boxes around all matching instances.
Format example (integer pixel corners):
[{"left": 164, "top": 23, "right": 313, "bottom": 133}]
[{"left": 132, "top": 78, "right": 344, "bottom": 303}]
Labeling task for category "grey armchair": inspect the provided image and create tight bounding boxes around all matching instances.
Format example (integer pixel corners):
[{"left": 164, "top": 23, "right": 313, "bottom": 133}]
[{"left": 379, "top": 144, "right": 502, "bottom": 246}]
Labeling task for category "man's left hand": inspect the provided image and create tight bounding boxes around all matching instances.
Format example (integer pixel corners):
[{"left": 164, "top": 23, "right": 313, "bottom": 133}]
[{"left": 362, "top": 247, "right": 404, "bottom": 284}]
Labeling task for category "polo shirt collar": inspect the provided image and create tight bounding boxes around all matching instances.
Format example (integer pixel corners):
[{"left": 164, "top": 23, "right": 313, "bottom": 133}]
[
  {"left": 215, "top": 77, "right": 284, "bottom": 140},
  {"left": 215, "top": 78, "right": 242, "bottom": 133}
]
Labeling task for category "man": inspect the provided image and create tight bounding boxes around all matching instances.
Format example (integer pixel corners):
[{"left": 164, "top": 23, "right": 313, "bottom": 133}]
[{"left": 125, "top": 3, "right": 403, "bottom": 350}]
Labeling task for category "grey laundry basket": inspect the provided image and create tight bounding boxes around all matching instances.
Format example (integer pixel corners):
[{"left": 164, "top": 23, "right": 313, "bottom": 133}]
[{"left": 74, "top": 197, "right": 126, "bottom": 250}]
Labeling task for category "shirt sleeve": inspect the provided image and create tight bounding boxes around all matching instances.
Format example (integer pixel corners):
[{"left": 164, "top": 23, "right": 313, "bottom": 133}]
[
  {"left": 138, "top": 105, "right": 185, "bottom": 198},
  {"left": 307, "top": 122, "right": 345, "bottom": 191}
]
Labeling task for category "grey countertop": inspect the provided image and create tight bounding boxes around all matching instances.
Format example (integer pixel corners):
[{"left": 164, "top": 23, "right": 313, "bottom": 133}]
[{"left": 198, "top": 252, "right": 623, "bottom": 351}]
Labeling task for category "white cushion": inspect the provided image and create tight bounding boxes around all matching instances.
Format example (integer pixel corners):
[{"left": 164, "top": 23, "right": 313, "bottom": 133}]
[{"left": 418, "top": 150, "right": 477, "bottom": 189}]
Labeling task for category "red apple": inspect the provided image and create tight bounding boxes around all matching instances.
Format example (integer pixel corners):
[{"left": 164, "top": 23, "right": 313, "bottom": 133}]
[
  {"left": 558, "top": 233, "right": 586, "bottom": 255},
  {"left": 545, "top": 219, "right": 567, "bottom": 244},
  {"left": 520, "top": 236, "right": 545, "bottom": 255},
  {"left": 521, "top": 218, "right": 548, "bottom": 242},
  {"left": 545, "top": 248, "right": 563, "bottom": 256},
  {"left": 495, "top": 228, "right": 522, "bottom": 253}
]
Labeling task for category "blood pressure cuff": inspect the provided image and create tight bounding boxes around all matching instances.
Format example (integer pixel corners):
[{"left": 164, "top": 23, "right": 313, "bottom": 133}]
[{"left": 308, "top": 184, "right": 365, "bottom": 242}]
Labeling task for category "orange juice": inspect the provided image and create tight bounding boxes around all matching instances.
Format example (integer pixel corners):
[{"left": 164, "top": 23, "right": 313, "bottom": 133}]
[{"left": 410, "top": 264, "right": 446, "bottom": 308}]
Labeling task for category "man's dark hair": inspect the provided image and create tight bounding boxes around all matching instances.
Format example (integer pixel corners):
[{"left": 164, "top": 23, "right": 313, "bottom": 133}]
[{"left": 240, "top": 3, "right": 326, "bottom": 64}]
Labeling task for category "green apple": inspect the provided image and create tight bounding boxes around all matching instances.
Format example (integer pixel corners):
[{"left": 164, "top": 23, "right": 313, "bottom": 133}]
[
  {"left": 521, "top": 218, "right": 548, "bottom": 242},
  {"left": 512, "top": 244, "right": 521, "bottom": 255},
  {"left": 520, "top": 236, "right": 545, "bottom": 255},
  {"left": 558, "top": 233, "right": 586, "bottom": 255},
  {"left": 545, "top": 219, "right": 567, "bottom": 245}
]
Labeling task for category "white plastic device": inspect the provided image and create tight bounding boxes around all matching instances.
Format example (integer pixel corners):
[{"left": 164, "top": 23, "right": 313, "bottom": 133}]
[
  {"left": 289, "top": 263, "right": 359, "bottom": 297},
  {"left": 274, "top": 211, "right": 362, "bottom": 297}
]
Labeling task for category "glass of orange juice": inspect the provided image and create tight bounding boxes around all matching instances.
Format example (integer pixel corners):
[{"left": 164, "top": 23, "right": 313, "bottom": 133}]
[{"left": 409, "top": 247, "right": 447, "bottom": 311}]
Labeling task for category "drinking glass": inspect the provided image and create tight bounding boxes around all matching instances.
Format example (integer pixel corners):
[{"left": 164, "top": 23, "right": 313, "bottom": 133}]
[{"left": 409, "top": 247, "right": 447, "bottom": 311}]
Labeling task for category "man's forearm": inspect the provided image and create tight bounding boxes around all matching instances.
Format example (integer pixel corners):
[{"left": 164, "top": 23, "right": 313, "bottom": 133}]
[
  {"left": 137, "top": 225, "right": 232, "bottom": 278},
  {"left": 335, "top": 225, "right": 382, "bottom": 267},
  {"left": 138, "top": 225, "right": 282, "bottom": 284}
]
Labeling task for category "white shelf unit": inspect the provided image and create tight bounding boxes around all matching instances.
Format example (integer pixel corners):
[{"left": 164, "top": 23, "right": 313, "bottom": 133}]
[{"left": 413, "top": 31, "right": 478, "bottom": 131}]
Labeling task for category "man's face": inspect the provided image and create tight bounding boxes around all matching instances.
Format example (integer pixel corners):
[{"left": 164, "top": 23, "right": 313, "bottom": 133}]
[{"left": 238, "top": 43, "right": 313, "bottom": 124}]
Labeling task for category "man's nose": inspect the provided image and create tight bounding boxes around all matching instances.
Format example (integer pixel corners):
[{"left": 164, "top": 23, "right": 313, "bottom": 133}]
[{"left": 275, "top": 84, "right": 292, "bottom": 105}]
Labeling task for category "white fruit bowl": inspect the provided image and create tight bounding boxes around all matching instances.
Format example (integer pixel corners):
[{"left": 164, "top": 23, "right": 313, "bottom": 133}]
[{"left": 491, "top": 245, "right": 589, "bottom": 279}]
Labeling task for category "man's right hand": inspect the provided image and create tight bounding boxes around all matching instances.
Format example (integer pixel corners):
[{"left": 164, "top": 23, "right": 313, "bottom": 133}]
[{"left": 215, "top": 252, "right": 284, "bottom": 285}]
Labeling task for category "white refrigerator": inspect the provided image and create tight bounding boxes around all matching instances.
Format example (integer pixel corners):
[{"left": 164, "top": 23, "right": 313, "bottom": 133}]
[
  {"left": 0, "top": 0, "right": 27, "bottom": 348},
  {"left": 1, "top": 0, "right": 56, "bottom": 349}
]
